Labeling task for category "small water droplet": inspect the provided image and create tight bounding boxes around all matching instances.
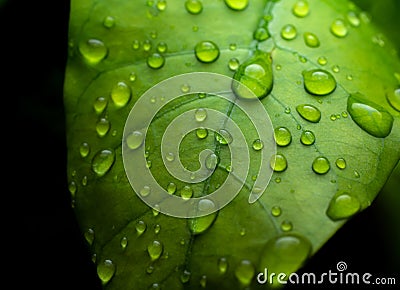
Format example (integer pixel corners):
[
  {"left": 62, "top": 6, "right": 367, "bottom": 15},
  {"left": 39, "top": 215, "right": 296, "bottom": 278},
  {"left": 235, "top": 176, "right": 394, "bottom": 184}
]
[
  {"left": 312, "top": 156, "right": 330, "bottom": 175},
  {"left": 126, "top": 131, "right": 144, "bottom": 150},
  {"left": 205, "top": 153, "right": 219, "bottom": 170},
  {"left": 180, "top": 185, "right": 193, "bottom": 200},
  {"left": 120, "top": 236, "right": 128, "bottom": 249},
  {"left": 79, "top": 39, "right": 108, "bottom": 64},
  {"left": 229, "top": 43, "right": 237, "bottom": 50},
  {"left": 284, "top": 107, "right": 291, "bottom": 114},
  {"left": 146, "top": 265, "right": 154, "bottom": 274},
  {"left": 300, "top": 130, "right": 315, "bottom": 145},
  {"left": 303, "top": 32, "right": 320, "bottom": 48},
  {"left": 326, "top": 192, "right": 361, "bottom": 220},
  {"left": 332, "top": 65, "right": 340, "bottom": 73},
  {"left": 68, "top": 181, "right": 77, "bottom": 197},
  {"left": 253, "top": 27, "right": 270, "bottom": 41},
  {"left": 335, "top": 158, "right": 346, "bottom": 169},
  {"left": 317, "top": 56, "right": 327, "bottom": 66},
  {"left": 147, "top": 240, "right": 163, "bottom": 261},
  {"left": 240, "top": 227, "right": 246, "bottom": 236},
  {"left": 386, "top": 88, "right": 400, "bottom": 112},
  {"left": 93, "top": 96, "right": 108, "bottom": 114},
  {"left": 81, "top": 175, "right": 88, "bottom": 186},
  {"left": 166, "top": 182, "right": 177, "bottom": 194},
  {"left": 200, "top": 275, "right": 207, "bottom": 288},
  {"left": 232, "top": 51, "right": 273, "bottom": 100},
  {"left": 354, "top": 170, "right": 360, "bottom": 178},
  {"left": 92, "top": 149, "right": 115, "bottom": 177},
  {"left": 147, "top": 53, "right": 165, "bottom": 69},
  {"left": 218, "top": 257, "right": 228, "bottom": 274},
  {"left": 84, "top": 228, "right": 95, "bottom": 245},
  {"left": 185, "top": 0, "right": 203, "bottom": 14},
  {"left": 111, "top": 81, "right": 131, "bottom": 107},
  {"left": 80, "top": 142, "right": 90, "bottom": 158},
  {"left": 180, "top": 269, "right": 191, "bottom": 283},
  {"left": 129, "top": 72, "right": 137, "bottom": 82},
  {"left": 330, "top": 19, "right": 348, "bottom": 38},
  {"left": 188, "top": 199, "right": 218, "bottom": 235},
  {"left": 274, "top": 127, "right": 292, "bottom": 147},
  {"left": 347, "top": 93, "right": 394, "bottom": 138},
  {"left": 271, "top": 206, "right": 282, "bottom": 217},
  {"left": 153, "top": 204, "right": 160, "bottom": 216},
  {"left": 215, "top": 129, "right": 233, "bottom": 145},
  {"left": 224, "top": 0, "right": 249, "bottom": 11},
  {"left": 143, "top": 39, "right": 152, "bottom": 51},
  {"left": 154, "top": 224, "right": 161, "bottom": 234},
  {"left": 132, "top": 40, "right": 140, "bottom": 50},
  {"left": 281, "top": 24, "right": 297, "bottom": 40},
  {"left": 347, "top": 11, "right": 360, "bottom": 27},
  {"left": 194, "top": 40, "right": 220, "bottom": 63},
  {"left": 165, "top": 152, "right": 175, "bottom": 162},
  {"left": 228, "top": 58, "right": 240, "bottom": 71},
  {"left": 281, "top": 220, "right": 293, "bottom": 232},
  {"left": 103, "top": 16, "right": 115, "bottom": 28},
  {"left": 156, "top": 0, "right": 167, "bottom": 11},
  {"left": 252, "top": 139, "right": 264, "bottom": 151},
  {"left": 270, "top": 154, "right": 288, "bottom": 172},
  {"left": 97, "top": 259, "right": 116, "bottom": 285},
  {"left": 292, "top": 0, "right": 309, "bottom": 17},
  {"left": 96, "top": 118, "right": 110, "bottom": 137},
  {"left": 136, "top": 220, "right": 147, "bottom": 235},
  {"left": 296, "top": 104, "right": 321, "bottom": 123},
  {"left": 196, "top": 128, "right": 208, "bottom": 139},
  {"left": 195, "top": 108, "right": 207, "bottom": 122},
  {"left": 235, "top": 260, "right": 255, "bottom": 286},
  {"left": 303, "top": 69, "right": 336, "bottom": 96},
  {"left": 181, "top": 83, "right": 191, "bottom": 93},
  {"left": 275, "top": 177, "right": 281, "bottom": 183},
  {"left": 140, "top": 185, "right": 151, "bottom": 197},
  {"left": 156, "top": 41, "right": 168, "bottom": 53}
]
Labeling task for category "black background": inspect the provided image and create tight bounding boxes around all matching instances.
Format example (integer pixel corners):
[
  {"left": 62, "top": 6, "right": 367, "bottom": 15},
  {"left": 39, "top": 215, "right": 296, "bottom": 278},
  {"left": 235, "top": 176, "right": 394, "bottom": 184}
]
[{"left": 10, "top": 0, "right": 399, "bottom": 289}]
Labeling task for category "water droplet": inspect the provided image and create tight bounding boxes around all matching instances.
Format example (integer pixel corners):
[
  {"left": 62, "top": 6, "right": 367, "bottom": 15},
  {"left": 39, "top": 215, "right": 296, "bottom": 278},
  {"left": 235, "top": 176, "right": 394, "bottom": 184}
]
[
  {"left": 188, "top": 199, "right": 218, "bottom": 234},
  {"left": 96, "top": 118, "right": 110, "bottom": 137},
  {"left": 274, "top": 127, "right": 292, "bottom": 147},
  {"left": 354, "top": 170, "right": 360, "bottom": 178},
  {"left": 259, "top": 234, "right": 311, "bottom": 276},
  {"left": 296, "top": 104, "right": 321, "bottom": 123},
  {"left": 103, "top": 16, "right": 115, "bottom": 28},
  {"left": 148, "top": 240, "right": 163, "bottom": 261},
  {"left": 194, "top": 41, "right": 220, "bottom": 63},
  {"left": 147, "top": 53, "right": 165, "bottom": 69},
  {"left": 82, "top": 175, "right": 88, "bottom": 186},
  {"left": 97, "top": 259, "right": 116, "bottom": 285},
  {"left": 156, "top": 0, "right": 167, "bottom": 11},
  {"left": 292, "top": 0, "right": 309, "bottom": 17},
  {"left": 84, "top": 228, "right": 95, "bottom": 245},
  {"left": 240, "top": 227, "right": 246, "bottom": 236},
  {"left": 271, "top": 206, "right": 282, "bottom": 217},
  {"left": 300, "top": 130, "right": 315, "bottom": 145},
  {"left": 312, "top": 156, "right": 330, "bottom": 175},
  {"left": 335, "top": 158, "right": 346, "bottom": 169},
  {"left": 205, "top": 153, "right": 219, "bottom": 170},
  {"left": 330, "top": 19, "right": 348, "bottom": 38},
  {"left": 215, "top": 129, "right": 233, "bottom": 145},
  {"left": 154, "top": 224, "right": 161, "bottom": 234},
  {"left": 281, "top": 24, "right": 297, "bottom": 40},
  {"left": 196, "top": 128, "right": 208, "bottom": 139},
  {"left": 165, "top": 152, "right": 175, "bottom": 162},
  {"left": 326, "top": 192, "right": 361, "bottom": 220},
  {"left": 111, "top": 81, "right": 131, "bottom": 107},
  {"left": 332, "top": 65, "right": 340, "bottom": 73},
  {"left": 229, "top": 43, "right": 237, "bottom": 50},
  {"left": 156, "top": 42, "right": 168, "bottom": 53},
  {"left": 79, "top": 39, "right": 108, "bottom": 64},
  {"left": 143, "top": 39, "right": 152, "bottom": 51},
  {"left": 180, "top": 185, "right": 193, "bottom": 200},
  {"left": 232, "top": 51, "right": 273, "bottom": 100},
  {"left": 218, "top": 257, "right": 228, "bottom": 274},
  {"left": 224, "top": 0, "right": 249, "bottom": 11},
  {"left": 185, "top": 0, "right": 203, "bottom": 14},
  {"left": 270, "top": 154, "right": 288, "bottom": 172},
  {"left": 281, "top": 220, "right": 293, "bottom": 232},
  {"left": 284, "top": 107, "right": 291, "bottom": 114},
  {"left": 347, "top": 11, "right": 360, "bottom": 27},
  {"left": 303, "top": 69, "right": 336, "bottom": 96},
  {"left": 235, "top": 260, "right": 255, "bottom": 286},
  {"left": 120, "top": 236, "right": 128, "bottom": 249},
  {"left": 275, "top": 177, "right": 281, "bottom": 183},
  {"left": 126, "top": 131, "right": 144, "bottom": 150},
  {"left": 200, "top": 275, "right": 207, "bottom": 288},
  {"left": 181, "top": 83, "right": 191, "bottom": 93},
  {"left": 136, "top": 220, "right": 147, "bottom": 235},
  {"left": 132, "top": 40, "right": 140, "bottom": 50},
  {"left": 180, "top": 269, "right": 191, "bottom": 283},
  {"left": 253, "top": 27, "right": 270, "bottom": 41},
  {"left": 228, "top": 58, "right": 240, "bottom": 71},
  {"left": 386, "top": 88, "right": 400, "bottom": 112},
  {"left": 93, "top": 96, "right": 107, "bottom": 114},
  {"left": 92, "top": 149, "right": 115, "bottom": 177},
  {"left": 140, "top": 185, "right": 151, "bottom": 197},
  {"left": 68, "top": 181, "right": 77, "bottom": 197},
  {"left": 80, "top": 142, "right": 90, "bottom": 158},
  {"left": 252, "top": 139, "right": 264, "bottom": 151},
  {"left": 153, "top": 204, "right": 160, "bottom": 216},
  {"left": 317, "top": 56, "right": 327, "bottom": 66},
  {"left": 165, "top": 182, "right": 176, "bottom": 194},
  {"left": 303, "top": 32, "right": 320, "bottom": 48},
  {"left": 347, "top": 93, "right": 394, "bottom": 138},
  {"left": 129, "top": 72, "right": 137, "bottom": 82},
  {"left": 195, "top": 108, "right": 207, "bottom": 122}
]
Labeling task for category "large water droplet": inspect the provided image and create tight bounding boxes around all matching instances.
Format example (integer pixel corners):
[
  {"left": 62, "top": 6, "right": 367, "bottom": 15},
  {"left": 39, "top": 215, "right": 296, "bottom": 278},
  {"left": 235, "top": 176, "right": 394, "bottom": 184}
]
[
  {"left": 281, "top": 24, "right": 297, "bottom": 40},
  {"left": 270, "top": 154, "right": 288, "bottom": 172},
  {"left": 232, "top": 51, "right": 273, "bottom": 100},
  {"left": 194, "top": 41, "right": 220, "bottom": 63},
  {"left": 292, "top": 0, "right": 309, "bottom": 17},
  {"left": 92, "top": 149, "right": 115, "bottom": 177},
  {"left": 296, "top": 104, "right": 321, "bottom": 123},
  {"left": 274, "top": 127, "right": 292, "bottom": 147},
  {"left": 126, "top": 131, "right": 144, "bottom": 150},
  {"left": 347, "top": 93, "right": 394, "bottom": 138},
  {"left": 303, "top": 69, "right": 336, "bottom": 96},
  {"left": 111, "top": 81, "right": 131, "bottom": 107},
  {"left": 79, "top": 39, "right": 108, "bottom": 64},
  {"left": 224, "top": 0, "right": 249, "bottom": 11},
  {"left": 185, "top": 0, "right": 203, "bottom": 14},
  {"left": 330, "top": 19, "right": 348, "bottom": 38},
  {"left": 326, "top": 192, "right": 361, "bottom": 220},
  {"left": 386, "top": 88, "right": 400, "bottom": 111},
  {"left": 97, "top": 259, "right": 116, "bottom": 285},
  {"left": 147, "top": 240, "right": 163, "bottom": 261},
  {"left": 303, "top": 32, "right": 320, "bottom": 48},
  {"left": 147, "top": 53, "right": 165, "bottom": 69},
  {"left": 188, "top": 199, "right": 218, "bottom": 235},
  {"left": 300, "top": 130, "right": 315, "bottom": 145},
  {"left": 312, "top": 156, "right": 330, "bottom": 174},
  {"left": 235, "top": 260, "right": 255, "bottom": 286}
]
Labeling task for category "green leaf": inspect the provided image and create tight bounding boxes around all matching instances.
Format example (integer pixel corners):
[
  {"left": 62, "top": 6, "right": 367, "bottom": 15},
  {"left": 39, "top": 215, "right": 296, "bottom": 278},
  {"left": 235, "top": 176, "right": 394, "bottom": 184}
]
[{"left": 64, "top": 0, "right": 400, "bottom": 289}]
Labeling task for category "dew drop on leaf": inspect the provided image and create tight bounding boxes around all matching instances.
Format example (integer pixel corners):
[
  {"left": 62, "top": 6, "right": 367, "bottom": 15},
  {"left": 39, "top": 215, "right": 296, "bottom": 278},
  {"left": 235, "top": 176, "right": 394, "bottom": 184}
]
[
  {"left": 185, "top": 0, "right": 203, "bottom": 15},
  {"left": 156, "top": 41, "right": 168, "bottom": 53},
  {"left": 347, "top": 11, "right": 360, "bottom": 27},
  {"left": 180, "top": 269, "right": 191, "bottom": 283},
  {"left": 140, "top": 185, "right": 151, "bottom": 197},
  {"left": 317, "top": 56, "right": 327, "bottom": 66},
  {"left": 234, "top": 260, "right": 255, "bottom": 286},
  {"left": 136, "top": 220, "right": 147, "bottom": 236},
  {"left": 253, "top": 27, "right": 269, "bottom": 41},
  {"left": 79, "top": 142, "right": 90, "bottom": 158},
  {"left": 156, "top": 0, "right": 167, "bottom": 11},
  {"left": 196, "top": 127, "right": 208, "bottom": 139},
  {"left": 281, "top": 220, "right": 293, "bottom": 232},
  {"left": 205, "top": 153, "right": 219, "bottom": 170},
  {"left": 280, "top": 24, "right": 297, "bottom": 40},
  {"left": 271, "top": 206, "right": 282, "bottom": 217},
  {"left": 232, "top": 50, "right": 273, "bottom": 100},
  {"left": 147, "top": 240, "right": 163, "bottom": 261},
  {"left": 120, "top": 236, "right": 128, "bottom": 249},
  {"left": 218, "top": 257, "right": 228, "bottom": 274},
  {"left": 303, "top": 32, "right": 320, "bottom": 48},
  {"left": 91, "top": 149, "right": 115, "bottom": 177},
  {"left": 154, "top": 224, "right": 161, "bottom": 234},
  {"left": 165, "top": 152, "right": 175, "bottom": 162},
  {"left": 166, "top": 182, "right": 177, "bottom": 194},
  {"left": 96, "top": 117, "right": 110, "bottom": 137},
  {"left": 386, "top": 88, "right": 400, "bottom": 112},
  {"left": 194, "top": 41, "right": 220, "bottom": 63},
  {"left": 292, "top": 0, "right": 309, "bottom": 17},
  {"left": 84, "top": 228, "right": 95, "bottom": 245},
  {"left": 68, "top": 181, "right": 77, "bottom": 197},
  {"left": 195, "top": 108, "right": 207, "bottom": 122},
  {"left": 274, "top": 126, "right": 292, "bottom": 147},
  {"left": 330, "top": 19, "right": 348, "bottom": 38},
  {"left": 180, "top": 185, "right": 193, "bottom": 200},
  {"left": 147, "top": 53, "right": 165, "bottom": 69},
  {"left": 215, "top": 129, "right": 233, "bottom": 145},
  {"left": 326, "top": 192, "right": 361, "bottom": 220},
  {"left": 111, "top": 81, "right": 131, "bottom": 107},
  {"left": 143, "top": 40, "right": 152, "bottom": 51},
  {"left": 126, "top": 131, "right": 144, "bottom": 150},
  {"left": 200, "top": 275, "right": 207, "bottom": 288},
  {"left": 302, "top": 69, "right": 336, "bottom": 96},
  {"left": 188, "top": 199, "right": 218, "bottom": 235},
  {"left": 270, "top": 153, "right": 288, "bottom": 172},
  {"left": 132, "top": 40, "right": 140, "bottom": 50},
  {"left": 224, "top": 0, "right": 249, "bottom": 11},
  {"left": 79, "top": 39, "right": 108, "bottom": 64},
  {"left": 252, "top": 139, "right": 264, "bottom": 151},
  {"left": 93, "top": 96, "right": 108, "bottom": 114},
  {"left": 103, "top": 16, "right": 115, "bottom": 28},
  {"left": 97, "top": 259, "right": 116, "bottom": 285},
  {"left": 300, "top": 130, "right": 315, "bottom": 145},
  {"left": 228, "top": 57, "right": 240, "bottom": 71},
  {"left": 347, "top": 93, "right": 394, "bottom": 138},
  {"left": 312, "top": 156, "right": 330, "bottom": 175},
  {"left": 335, "top": 158, "right": 346, "bottom": 169},
  {"left": 296, "top": 104, "right": 321, "bottom": 123}
]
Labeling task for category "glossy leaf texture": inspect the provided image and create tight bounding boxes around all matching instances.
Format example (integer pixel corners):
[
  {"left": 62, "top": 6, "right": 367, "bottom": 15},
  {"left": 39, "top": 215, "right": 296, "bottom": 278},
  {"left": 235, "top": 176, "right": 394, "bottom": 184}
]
[{"left": 64, "top": 0, "right": 400, "bottom": 289}]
